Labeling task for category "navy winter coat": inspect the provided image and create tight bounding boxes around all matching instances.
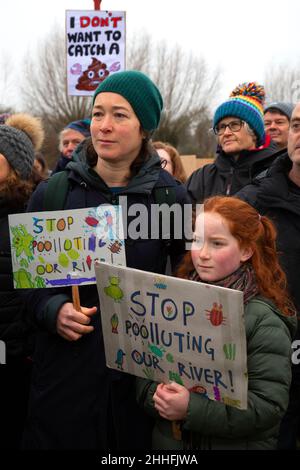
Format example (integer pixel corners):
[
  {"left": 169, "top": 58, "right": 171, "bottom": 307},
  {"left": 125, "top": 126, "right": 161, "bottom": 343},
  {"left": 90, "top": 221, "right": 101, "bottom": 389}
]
[
  {"left": 237, "top": 153, "right": 300, "bottom": 383},
  {"left": 23, "top": 142, "right": 190, "bottom": 450}
]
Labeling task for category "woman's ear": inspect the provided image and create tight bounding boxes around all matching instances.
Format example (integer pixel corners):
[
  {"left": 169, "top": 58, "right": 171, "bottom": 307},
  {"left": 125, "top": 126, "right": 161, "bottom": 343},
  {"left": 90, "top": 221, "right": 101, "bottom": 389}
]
[{"left": 240, "top": 246, "right": 253, "bottom": 262}]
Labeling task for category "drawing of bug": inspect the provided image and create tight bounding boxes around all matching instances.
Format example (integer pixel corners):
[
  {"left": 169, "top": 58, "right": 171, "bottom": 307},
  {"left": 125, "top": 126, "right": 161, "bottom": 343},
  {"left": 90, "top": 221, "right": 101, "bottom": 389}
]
[{"left": 205, "top": 302, "right": 225, "bottom": 326}]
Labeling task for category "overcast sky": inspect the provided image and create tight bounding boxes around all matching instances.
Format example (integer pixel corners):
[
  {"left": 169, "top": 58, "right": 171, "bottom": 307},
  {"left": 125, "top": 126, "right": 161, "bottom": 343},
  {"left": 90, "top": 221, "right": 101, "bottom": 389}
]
[{"left": 0, "top": 0, "right": 299, "bottom": 109}]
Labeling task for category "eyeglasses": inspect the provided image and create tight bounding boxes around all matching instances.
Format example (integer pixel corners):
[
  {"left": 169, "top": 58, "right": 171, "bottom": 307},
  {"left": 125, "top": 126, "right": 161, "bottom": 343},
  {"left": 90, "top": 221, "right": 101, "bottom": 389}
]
[
  {"left": 213, "top": 119, "right": 245, "bottom": 136},
  {"left": 160, "top": 158, "right": 168, "bottom": 168}
]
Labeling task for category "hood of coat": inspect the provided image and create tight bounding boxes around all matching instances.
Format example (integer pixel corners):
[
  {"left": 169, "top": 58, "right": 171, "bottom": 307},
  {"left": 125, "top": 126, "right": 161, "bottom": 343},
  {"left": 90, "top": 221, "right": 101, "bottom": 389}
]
[
  {"left": 250, "top": 296, "right": 297, "bottom": 340},
  {"left": 66, "top": 139, "right": 162, "bottom": 195}
]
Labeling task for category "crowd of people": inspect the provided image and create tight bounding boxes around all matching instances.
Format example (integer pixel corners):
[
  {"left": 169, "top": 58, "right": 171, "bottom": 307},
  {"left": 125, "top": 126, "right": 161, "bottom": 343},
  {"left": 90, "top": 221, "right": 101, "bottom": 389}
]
[{"left": 0, "top": 70, "right": 299, "bottom": 451}]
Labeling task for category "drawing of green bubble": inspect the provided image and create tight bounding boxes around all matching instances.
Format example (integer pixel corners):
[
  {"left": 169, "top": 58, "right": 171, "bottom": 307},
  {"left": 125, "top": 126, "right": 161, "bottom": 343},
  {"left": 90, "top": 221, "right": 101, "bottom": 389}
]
[
  {"left": 58, "top": 253, "right": 70, "bottom": 268},
  {"left": 38, "top": 256, "right": 45, "bottom": 264},
  {"left": 166, "top": 353, "right": 174, "bottom": 363},
  {"left": 67, "top": 249, "right": 80, "bottom": 261}
]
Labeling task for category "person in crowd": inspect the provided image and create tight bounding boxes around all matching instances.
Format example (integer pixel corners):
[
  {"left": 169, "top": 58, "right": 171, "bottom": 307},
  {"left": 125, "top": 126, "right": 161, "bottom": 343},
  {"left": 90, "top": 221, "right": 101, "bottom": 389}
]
[
  {"left": 186, "top": 83, "right": 280, "bottom": 204},
  {"left": 264, "top": 102, "right": 294, "bottom": 150},
  {"left": 153, "top": 141, "right": 187, "bottom": 183},
  {"left": 22, "top": 70, "right": 190, "bottom": 450},
  {"left": 31, "top": 152, "right": 51, "bottom": 188},
  {"left": 33, "top": 152, "right": 50, "bottom": 179},
  {"left": 52, "top": 118, "right": 91, "bottom": 174},
  {"left": 237, "top": 102, "right": 300, "bottom": 449},
  {"left": 137, "top": 195, "right": 296, "bottom": 450},
  {"left": 0, "top": 113, "right": 11, "bottom": 125},
  {"left": 0, "top": 113, "right": 44, "bottom": 449}
]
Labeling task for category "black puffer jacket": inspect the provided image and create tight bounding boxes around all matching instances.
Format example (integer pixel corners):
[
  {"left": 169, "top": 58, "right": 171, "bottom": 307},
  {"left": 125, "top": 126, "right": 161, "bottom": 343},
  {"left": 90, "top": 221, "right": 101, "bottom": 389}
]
[
  {"left": 0, "top": 197, "right": 32, "bottom": 358},
  {"left": 237, "top": 153, "right": 300, "bottom": 382},
  {"left": 23, "top": 142, "right": 190, "bottom": 450},
  {"left": 186, "top": 138, "right": 281, "bottom": 203}
]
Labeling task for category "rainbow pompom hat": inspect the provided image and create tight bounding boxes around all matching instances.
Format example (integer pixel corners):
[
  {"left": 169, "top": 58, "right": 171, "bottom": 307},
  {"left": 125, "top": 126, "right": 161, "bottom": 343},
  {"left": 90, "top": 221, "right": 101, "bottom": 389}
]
[{"left": 213, "top": 82, "right": 265, "bottom": 146}]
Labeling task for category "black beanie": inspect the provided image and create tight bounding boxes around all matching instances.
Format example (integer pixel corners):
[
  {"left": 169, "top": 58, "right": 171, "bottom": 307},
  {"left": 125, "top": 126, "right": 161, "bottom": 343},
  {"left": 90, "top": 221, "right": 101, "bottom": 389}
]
[{"left": 0, "top": 114, "right": 44, "bottom": 179}]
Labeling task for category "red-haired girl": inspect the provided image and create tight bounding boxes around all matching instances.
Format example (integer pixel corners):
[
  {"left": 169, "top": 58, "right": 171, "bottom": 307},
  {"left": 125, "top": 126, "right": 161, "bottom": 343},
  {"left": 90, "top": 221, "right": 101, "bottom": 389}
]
[{"left": 137, "top": 196, "right": 297, "bottom": 450}]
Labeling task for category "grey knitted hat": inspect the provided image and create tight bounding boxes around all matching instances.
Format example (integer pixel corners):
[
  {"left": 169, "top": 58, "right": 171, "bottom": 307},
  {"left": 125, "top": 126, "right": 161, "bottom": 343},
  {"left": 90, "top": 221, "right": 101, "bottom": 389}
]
[
  {"left": 264, "top": 102, "right": 294, "bottom": 121},
  {"left": 0, "top": 114, "right": 44, "bottom": 179}
]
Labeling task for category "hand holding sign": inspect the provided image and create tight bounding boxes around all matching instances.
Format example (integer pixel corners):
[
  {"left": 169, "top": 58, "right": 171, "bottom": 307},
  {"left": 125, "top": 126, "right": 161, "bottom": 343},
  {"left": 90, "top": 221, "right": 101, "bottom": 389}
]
[
  {"left": 96, "top": 263, "right": 248, "bottom": 410},
  {"left": 56, "top": 302, "right": 97, "bottom": 341},
  {"left": 153, "top": 382, "right": 189, "bottom": 421}
]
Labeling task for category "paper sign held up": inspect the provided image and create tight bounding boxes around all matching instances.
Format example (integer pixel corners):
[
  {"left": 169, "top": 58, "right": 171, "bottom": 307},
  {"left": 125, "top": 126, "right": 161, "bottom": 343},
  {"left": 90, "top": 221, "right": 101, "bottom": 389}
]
[
  {"left": 9, "top": 205, "right": 126, "bottom": 288},
  {"left": 96, "top": 262, "right": 248, "bottom": 410},
  {"left": 66, "top": 10, "right": 126, "bottom": 96}
]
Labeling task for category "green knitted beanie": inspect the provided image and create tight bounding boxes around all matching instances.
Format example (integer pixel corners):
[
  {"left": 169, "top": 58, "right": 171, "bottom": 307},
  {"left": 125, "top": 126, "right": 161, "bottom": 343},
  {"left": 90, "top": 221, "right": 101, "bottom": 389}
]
[{"left": 92, "top": 70, "right": 163, "bottom": 132}]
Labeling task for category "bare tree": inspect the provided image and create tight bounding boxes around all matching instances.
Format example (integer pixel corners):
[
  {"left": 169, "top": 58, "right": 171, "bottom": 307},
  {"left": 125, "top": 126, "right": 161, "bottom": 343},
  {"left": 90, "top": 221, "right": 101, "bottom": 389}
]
[
  {"left": 22, "top": 27, "right": 92, "bottom": 128},
  {"left": 21, "top": 27, "right": 93, "bottom": 167},
  {"left": 0, "top": 53, "right": 16, "bottom": 112},
  {"left": 21, "top": 28, "right": 219, "bottom": 164},
  {"left": 264, "top": 63, "right": 300, "bottom": 104},
  {"left": 128, "top": 33, "right": 220, "bottom": 155}
]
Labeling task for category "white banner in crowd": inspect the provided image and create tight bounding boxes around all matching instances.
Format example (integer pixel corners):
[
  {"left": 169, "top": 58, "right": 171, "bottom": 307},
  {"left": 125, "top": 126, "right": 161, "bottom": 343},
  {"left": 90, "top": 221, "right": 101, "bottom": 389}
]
[
  {"left": 9, "top": 206, "right": 126, "bottom": 288},
  {"left": 96, "top": 262, "right": 248, "bottom": 409},
  {"left": 66, "top": 10, "right": 126, "bottom": 96}
]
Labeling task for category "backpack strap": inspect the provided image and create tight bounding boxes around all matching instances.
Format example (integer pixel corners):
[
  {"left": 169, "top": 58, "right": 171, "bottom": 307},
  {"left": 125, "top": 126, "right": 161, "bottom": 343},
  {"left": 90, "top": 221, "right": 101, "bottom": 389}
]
[
  {"left": 44, "top": 172, "right": 177, "bottom": 211},
  {"left": 43, "top": 171, "right": 70, "bottom": 211}
]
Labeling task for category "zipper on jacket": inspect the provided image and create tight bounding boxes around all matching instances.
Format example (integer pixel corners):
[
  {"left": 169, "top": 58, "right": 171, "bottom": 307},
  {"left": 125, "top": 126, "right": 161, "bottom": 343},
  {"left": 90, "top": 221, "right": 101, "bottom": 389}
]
[
  {"left": 111, "top": 195, "right": 118, "bottom": 205},
  {"left": 225, "top": 168, "right": 234, "bottom": 195}
]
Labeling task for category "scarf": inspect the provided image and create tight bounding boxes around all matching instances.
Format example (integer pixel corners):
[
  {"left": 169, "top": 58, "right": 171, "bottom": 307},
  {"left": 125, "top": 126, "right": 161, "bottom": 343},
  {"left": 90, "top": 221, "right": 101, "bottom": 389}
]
[{"left": 190, "top": 263, "right": 259, "bottom": 305}]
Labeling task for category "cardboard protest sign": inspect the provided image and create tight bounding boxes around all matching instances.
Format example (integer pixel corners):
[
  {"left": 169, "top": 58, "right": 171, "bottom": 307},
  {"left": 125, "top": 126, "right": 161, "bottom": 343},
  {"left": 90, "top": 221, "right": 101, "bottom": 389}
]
[
  {"left": 96, "top": 262, "right": 248, "bottom": 410},
  {"left": 9, "top": 206, "right": 125, "bottom": 289},
  {"left": 66, "top": 10, "right": 126, "bottom": 96}
]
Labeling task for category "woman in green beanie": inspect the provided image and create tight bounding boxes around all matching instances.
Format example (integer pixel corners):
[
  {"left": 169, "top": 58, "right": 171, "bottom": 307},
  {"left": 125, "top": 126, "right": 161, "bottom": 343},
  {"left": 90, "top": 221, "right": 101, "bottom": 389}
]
[{"left": 23, "top": 70, "right": 190, "bottom": 450}]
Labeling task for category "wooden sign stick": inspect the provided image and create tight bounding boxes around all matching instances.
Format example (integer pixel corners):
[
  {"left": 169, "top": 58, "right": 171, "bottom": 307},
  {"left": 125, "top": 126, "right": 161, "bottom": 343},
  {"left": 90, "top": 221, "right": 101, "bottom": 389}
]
[
  {"left": 72, "top": 285, "right": 81, "bottom": 312},
  {"left": 172, "top": 421, "right": 182, "bottom": 441}
]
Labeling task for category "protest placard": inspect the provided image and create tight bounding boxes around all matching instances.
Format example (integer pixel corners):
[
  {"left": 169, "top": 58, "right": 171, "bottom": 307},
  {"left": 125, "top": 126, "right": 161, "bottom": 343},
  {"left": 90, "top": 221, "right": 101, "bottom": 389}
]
[
  {"left": 9, "top": 205, "right": 125, "bottom": 288},
  {"left": 66, "top": 10, "right": 126, "bottom": 96},
  {"left": 96, "top": 262, "right": 248, "bottom": 409}
]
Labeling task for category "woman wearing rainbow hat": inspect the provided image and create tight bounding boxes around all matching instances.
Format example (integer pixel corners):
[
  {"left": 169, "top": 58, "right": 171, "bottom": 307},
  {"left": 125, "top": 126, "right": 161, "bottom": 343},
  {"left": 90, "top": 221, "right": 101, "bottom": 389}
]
[{"left": 186, "top": 82, "right": 281, "bottom": 203}]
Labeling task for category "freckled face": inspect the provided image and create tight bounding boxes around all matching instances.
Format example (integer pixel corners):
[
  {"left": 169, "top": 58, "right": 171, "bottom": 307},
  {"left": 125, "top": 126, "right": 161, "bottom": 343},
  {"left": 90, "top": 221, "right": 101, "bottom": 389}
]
[{"left": 191, "top": 212, "right": 252, "bottom": 282}]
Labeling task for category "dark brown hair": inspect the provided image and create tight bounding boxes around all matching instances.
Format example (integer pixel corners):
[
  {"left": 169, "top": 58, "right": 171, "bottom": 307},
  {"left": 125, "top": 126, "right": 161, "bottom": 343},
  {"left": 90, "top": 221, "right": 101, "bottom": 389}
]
[
  {"left": 86, "top": 132, "right": 154, "bottom": 176},
  {"left": 0, "top": 167, "right": 34, "bottom": 207}
]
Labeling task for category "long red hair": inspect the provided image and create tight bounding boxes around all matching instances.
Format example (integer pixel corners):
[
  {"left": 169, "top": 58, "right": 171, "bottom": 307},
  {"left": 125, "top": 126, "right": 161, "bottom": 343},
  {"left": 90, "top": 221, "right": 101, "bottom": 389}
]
[{"left": 177, "top": 196, "right": 294, "bottom": 316}]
